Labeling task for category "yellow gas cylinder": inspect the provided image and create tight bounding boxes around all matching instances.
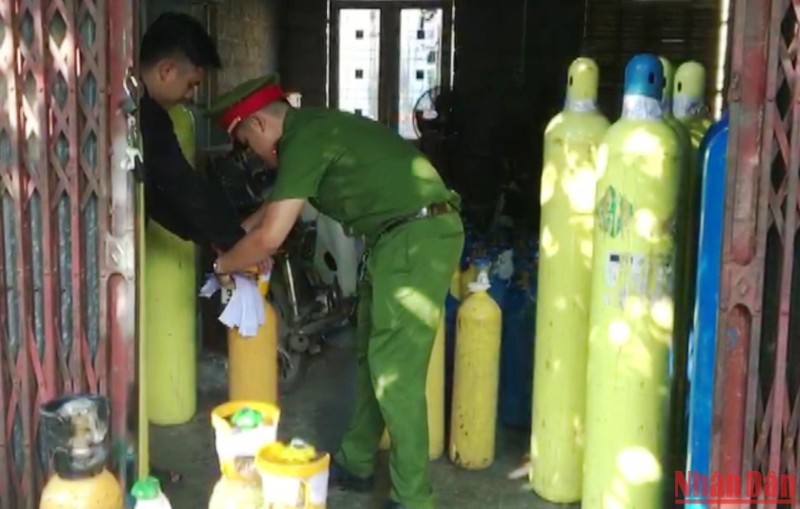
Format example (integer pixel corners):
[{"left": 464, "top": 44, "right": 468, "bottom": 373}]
[
  {"left": 39, "top": 396, "right": 124, "bottom": 509},
  {"left": 40, "top": 470, "right": 124, "bottom": 509},
  {"left": 672, "top": 61, "right": 712, "bottom": 285},
  {"left": 209, "top": 402, "right": 281, "bottom": 509},
  {"left": 659, "top": 56, "right": 693, "bottom": 369},
  {"left": 530, "top": 57, "right": 610, "bottom": 503},
  {"left": 228, "top": 273, "right": 280, "bottom": 403},
  {"left": 582, "top": 54, "right": 680, "bottom": 509},
  {"left": 145, "top": 103, "right": 198, "bottom": 425},
  {"left": 378, "top": 313, "right": 446, "bottom": 460},
  {"left": 673, "top": 61, "right": 713, "bottom": 150},
  {"left": 255, "top": 439, "right": 331, "bottom": 509},
  {"left": 459, "top": 260, "right": 478, "bottom": 302},
  {"left": 449, "top": 268, "right": 462, "bottom": 301},
  {"left": 671, "top": 59, "right": 713, "bottom": 480},
  {"left": 448, "top": 268, "right": 502, "bottom": 470},
  {"left": 659, "top": 57, "right": 692, "bottom": 170}
]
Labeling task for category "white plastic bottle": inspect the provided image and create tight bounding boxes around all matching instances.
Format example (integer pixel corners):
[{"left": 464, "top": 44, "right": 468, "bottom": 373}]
[{"left": 131, "top": 476, "right": 172, "bottom": 509}]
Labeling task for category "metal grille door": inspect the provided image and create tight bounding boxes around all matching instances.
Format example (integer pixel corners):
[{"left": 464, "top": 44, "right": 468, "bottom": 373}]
[{"left": 0, "top": 0, "right": 137, "bottom": 507}]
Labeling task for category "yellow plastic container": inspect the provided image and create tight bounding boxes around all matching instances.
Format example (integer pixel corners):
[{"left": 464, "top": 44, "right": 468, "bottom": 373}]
[
  {"left": 211, "top": 401, "right": 281, "bottom": 482},
  {"left": 228, "top": 274, "right": 280, "bottom": 404},
  {"left": 256, "top": 439, "right": 331, "bottom": 509}
]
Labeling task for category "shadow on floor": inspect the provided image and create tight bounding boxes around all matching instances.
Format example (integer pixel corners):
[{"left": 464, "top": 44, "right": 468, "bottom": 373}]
[{"left": 150, "top": 328, "right": 578, "bottom": 509}]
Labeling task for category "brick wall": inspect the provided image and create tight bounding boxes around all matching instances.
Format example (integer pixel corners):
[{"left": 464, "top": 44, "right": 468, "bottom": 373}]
[
  {"left": 215, "top": 0, "right": 280, "bottom": 95},
  {"left": 142, "top": 0, "right": 280, "bottom": 146}
]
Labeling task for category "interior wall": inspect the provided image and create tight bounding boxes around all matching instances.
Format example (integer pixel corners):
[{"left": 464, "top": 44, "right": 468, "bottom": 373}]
[
  {"left": 450, "top": 0, "right": 586, "bottom": 228},
  {"left": 209, "top": 0, "right": 281, "bottom": 145},
  {"left": 142, "top": 0, "right": 281, "bottom": 147},
  {"left": 215, "top": 0, "right": 281, "bottom": 94}
]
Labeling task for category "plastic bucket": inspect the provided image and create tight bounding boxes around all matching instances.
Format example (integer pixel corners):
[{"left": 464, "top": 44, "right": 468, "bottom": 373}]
[
  {"left": 255, "top": 439, "right": 330, "bottom": 508},
  {"left": 211, "top": 401, "right": 281, "bottom": 482}
]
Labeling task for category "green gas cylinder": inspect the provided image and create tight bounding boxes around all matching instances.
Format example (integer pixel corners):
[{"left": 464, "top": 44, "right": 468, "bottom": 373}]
[
  {"left": 530, "top": 57, "right": 610, "bottom": 503},
  {"left": 583, "top": 54, "right": 680, "bottom": 509},
  {"left": 145, "top": 104, "right": 199, "bottom": 425}
]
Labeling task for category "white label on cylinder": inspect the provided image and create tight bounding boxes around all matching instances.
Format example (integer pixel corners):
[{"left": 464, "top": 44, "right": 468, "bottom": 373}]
[
  {"left": 604, "top": 252, "right": 622, "bottom": 307},
  {"left": 216, "top": 424, "right": 278, "bottom": 460},
  {"left": 673, "top": 94, "right": 703, "bottom": 119},
  {"left": 651, "top": 253, "right": 675, "bottom": 300},
  {"left": 661, "top": 98, "right": 673, "bottom": 115},
  {"left": 629, "top": 254, "right": 649, "bottom": 296},
  {"left": 621, "top": 95, "right": 663, "bottom": 120},
  {"left": 565, "top": 98, "right": 597, "bottom": 113}
]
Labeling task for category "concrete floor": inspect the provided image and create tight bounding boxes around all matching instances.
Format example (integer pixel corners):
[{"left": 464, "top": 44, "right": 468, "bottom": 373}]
[{"left": 150, "top": 328, "right": 577, "bottom": 509}]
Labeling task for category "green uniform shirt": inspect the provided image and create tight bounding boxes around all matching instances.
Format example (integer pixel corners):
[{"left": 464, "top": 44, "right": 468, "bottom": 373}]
[{"left": 270, "top": 107, "right": 458, "bottom": 242}]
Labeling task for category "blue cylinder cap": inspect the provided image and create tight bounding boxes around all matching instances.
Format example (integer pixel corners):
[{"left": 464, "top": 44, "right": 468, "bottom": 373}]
[{"left": 624, "top": 54, "right": 665, "bottom": 101}]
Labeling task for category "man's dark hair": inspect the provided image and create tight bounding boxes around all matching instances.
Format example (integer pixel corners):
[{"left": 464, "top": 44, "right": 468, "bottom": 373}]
[{"left": 139, "top": 12, "right": 222, "bottom": 70}]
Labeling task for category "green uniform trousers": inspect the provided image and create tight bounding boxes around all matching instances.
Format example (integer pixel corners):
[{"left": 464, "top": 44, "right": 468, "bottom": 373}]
[{"left": 335, "top": 212, "right": 464, "bottom": 509}]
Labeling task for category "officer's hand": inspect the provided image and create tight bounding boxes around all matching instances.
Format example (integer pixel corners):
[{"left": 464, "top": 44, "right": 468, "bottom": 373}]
[
  {"left": 256, "top": 257, "right": 273, "bottom": 275},
  {"left": 213, "top": 258, "right": 235, "bottom": 289},
  {"left": 216, "top": 272, "right": 235, "bottom": 290}
]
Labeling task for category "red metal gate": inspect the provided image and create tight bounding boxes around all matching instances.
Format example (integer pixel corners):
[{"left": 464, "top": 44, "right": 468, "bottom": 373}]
[
  {"left": 0, "top": 0, "right": 137, "bottom": 507},
  {"left": 713, "top": 0, "right": 800, "bottom": 507}
]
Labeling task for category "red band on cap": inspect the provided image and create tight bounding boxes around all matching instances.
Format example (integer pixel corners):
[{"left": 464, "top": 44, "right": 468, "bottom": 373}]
[{"left": 219, "top": 84, "right": 286, "bottom": 133}]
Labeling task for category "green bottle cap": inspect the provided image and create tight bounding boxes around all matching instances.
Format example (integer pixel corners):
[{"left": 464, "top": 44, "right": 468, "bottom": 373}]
[
  {"left": 131, "top": 476, "right": 161, "bottom": 500},
  {"left": 231, "top": 408, "right": 263, "bottom": 429}
]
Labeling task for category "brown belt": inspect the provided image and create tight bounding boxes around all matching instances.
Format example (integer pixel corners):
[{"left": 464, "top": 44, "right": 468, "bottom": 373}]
[
  {"left": 358, "top": 201, "right": 457, "bottom": 281},
  {"left": 380, "top": 201, "right": 455, "bottom": 240}
]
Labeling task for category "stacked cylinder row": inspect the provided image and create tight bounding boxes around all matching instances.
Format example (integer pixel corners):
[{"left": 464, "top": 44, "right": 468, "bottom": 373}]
[{"left": 531, "top": 54, "right": 714, "bottom": 508}]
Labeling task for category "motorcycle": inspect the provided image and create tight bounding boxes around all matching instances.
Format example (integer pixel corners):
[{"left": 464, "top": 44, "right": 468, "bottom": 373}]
[{"left": 206, "top": 145, "right": 362, "bottom": 393}]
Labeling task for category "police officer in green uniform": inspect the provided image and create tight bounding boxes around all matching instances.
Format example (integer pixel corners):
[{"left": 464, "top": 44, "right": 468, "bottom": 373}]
[{"left": 209, "top": 76, "right": 463, "bottom": 509}]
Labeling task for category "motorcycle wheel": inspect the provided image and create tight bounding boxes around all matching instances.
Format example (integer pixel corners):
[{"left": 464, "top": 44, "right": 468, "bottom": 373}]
[{"left": 278, "top": 347, "right": 307, "bottom": 395}]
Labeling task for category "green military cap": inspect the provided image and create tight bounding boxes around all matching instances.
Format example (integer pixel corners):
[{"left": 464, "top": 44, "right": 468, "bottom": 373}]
[{"left": 207, "top": 74, "right": 286, "bottom": 133}]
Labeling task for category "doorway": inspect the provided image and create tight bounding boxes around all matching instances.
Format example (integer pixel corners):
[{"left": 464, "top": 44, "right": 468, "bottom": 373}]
[{"left": 329, "top": 1, "right": 454, "bottom": 141}]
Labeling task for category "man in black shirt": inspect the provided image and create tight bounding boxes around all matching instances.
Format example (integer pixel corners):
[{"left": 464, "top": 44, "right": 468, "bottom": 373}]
[
  {"left": 139, "top": 12, "right": 245, "bottom": 251},
  {"left": 133, "top": 12, "right": 248, "bottom": 486}
]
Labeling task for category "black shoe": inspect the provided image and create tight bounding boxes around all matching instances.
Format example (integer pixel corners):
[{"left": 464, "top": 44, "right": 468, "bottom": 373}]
[
  {"left": 329, "top": 460, "right": 375, "bottom": 493},
  {"left": 383, "top": 502, "right": 407, "bottom": 509}
]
